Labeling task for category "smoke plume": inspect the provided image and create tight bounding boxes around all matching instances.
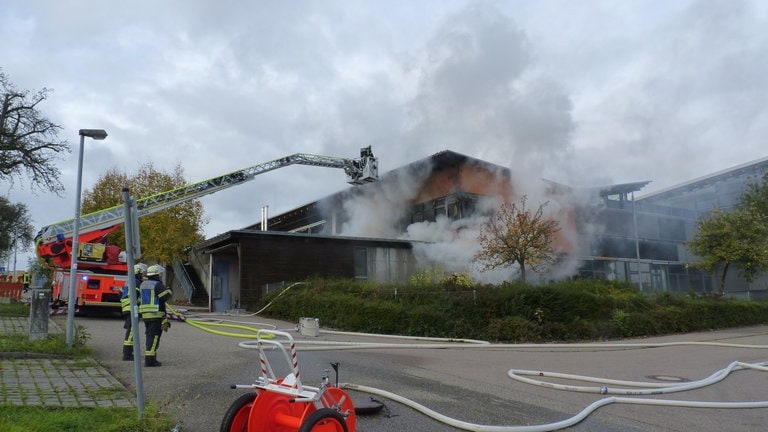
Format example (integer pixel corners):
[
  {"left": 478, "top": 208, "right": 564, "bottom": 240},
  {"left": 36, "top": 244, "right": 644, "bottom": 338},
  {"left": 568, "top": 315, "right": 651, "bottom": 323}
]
[{"left": 336, "top": 3, "right": 595, "bottom": 283}]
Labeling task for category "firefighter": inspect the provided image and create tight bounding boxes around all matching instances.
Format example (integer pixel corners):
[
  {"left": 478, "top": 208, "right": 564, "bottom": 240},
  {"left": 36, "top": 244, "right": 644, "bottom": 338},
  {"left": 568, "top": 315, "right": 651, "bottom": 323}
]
[
  {"left": 120, "top": 263, "right": 146, "bottom": 361},
  {"left": 139, "top": 264, "right": 172, "bottom": 367},
  {"left": 22, "top": 272, "right": 30, "bottom": 292}
]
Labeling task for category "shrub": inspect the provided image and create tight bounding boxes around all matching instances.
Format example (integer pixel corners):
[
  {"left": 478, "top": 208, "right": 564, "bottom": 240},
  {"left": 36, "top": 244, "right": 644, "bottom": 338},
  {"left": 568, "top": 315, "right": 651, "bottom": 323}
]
[
  {"left": 485, "top": 315, "right": 540, "bottom": 342},
  {"left": 255, "top": 278, "right": 768, "bottom": 342}
]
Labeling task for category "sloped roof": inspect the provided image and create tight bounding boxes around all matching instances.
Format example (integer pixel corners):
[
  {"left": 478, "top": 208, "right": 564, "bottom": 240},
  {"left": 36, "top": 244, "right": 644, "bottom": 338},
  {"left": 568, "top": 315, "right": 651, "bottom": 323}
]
[{"left": 639, "top": 156, "right": 768, "bottom": 202}]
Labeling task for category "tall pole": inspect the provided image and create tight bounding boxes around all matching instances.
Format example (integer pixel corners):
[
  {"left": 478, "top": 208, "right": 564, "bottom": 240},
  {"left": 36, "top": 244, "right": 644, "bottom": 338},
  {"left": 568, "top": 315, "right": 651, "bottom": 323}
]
[
  {"left": 65, "top": 133, "right": 86, "bottom": 348},
  {"left": 632, "top": 192, "right": 643, "bottom": 291},
  {"left": 12, "top": 235, "right": 17, "bottom": 276},
  {"left": 122, "top": 188, "right": 145, "bottom": 417},
  {"left": 66, "top": 129, "right": 107, "bottom": 348}
]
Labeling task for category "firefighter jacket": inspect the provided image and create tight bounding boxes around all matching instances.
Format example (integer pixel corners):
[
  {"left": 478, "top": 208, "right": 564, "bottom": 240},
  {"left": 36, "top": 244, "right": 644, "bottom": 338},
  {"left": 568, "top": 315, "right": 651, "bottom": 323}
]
[
  {"left": 139, "top": 278, "right": 172, "bottom": 319},
  {"left": 120, "top": 276, "right": 143, "bottom": 313}
]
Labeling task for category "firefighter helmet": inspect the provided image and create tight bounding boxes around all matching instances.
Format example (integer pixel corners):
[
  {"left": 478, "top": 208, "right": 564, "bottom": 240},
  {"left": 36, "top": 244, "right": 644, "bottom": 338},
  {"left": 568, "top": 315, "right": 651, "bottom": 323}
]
[
  {"left": 147, "top": 264, "right": 165, "bottom": 277},
  {"left": 134, "top": 263, "right": 148, "bottom": 275}
]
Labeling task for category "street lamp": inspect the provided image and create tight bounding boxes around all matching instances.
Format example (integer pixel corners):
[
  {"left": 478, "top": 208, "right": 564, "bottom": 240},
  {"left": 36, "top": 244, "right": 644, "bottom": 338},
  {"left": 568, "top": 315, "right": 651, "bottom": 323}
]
[{"left": 66, "top": 128, "right": 108, "bottom": 348}]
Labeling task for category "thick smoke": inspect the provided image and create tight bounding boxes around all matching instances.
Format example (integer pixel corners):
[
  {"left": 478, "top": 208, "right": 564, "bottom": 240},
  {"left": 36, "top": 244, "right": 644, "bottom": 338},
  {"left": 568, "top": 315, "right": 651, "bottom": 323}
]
[
  {"left": 339, "top": 162, "right": 432, "bottom": 238},
  {"left": 403, "top": 196, "right": 514, "bottom": 284},
  {"left": 337, "top": 3, "right": 596, "bottom": 283}
]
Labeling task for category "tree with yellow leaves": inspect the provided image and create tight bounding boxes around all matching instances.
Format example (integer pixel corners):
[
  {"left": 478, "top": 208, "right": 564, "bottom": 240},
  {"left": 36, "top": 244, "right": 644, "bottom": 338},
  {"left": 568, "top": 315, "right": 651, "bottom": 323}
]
[
  {"left": 474, "top": 195, "right": 560, "bottom": 284},
  {"left": 81, "top": 163, "right": 208, "bottom": 264}
]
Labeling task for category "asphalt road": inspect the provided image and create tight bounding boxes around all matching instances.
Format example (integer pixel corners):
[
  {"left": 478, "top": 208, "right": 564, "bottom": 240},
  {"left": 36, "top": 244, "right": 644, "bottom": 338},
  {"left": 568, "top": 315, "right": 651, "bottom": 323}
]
[{"left": 59, "top": 310, "right": 768, "bottom": 432}]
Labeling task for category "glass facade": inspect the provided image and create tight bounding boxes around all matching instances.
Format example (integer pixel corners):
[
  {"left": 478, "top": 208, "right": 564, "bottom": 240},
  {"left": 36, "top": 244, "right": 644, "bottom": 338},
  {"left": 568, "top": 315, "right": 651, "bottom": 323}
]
[{"left": 578, "top": 157, "right": 768, "bottom": 296}]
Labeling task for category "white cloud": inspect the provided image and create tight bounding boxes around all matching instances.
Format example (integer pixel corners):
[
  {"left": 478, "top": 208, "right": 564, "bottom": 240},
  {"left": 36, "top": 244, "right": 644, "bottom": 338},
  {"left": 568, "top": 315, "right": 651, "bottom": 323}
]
[{"left": 1, "top": 0, "right": 766, "bottom": 270}]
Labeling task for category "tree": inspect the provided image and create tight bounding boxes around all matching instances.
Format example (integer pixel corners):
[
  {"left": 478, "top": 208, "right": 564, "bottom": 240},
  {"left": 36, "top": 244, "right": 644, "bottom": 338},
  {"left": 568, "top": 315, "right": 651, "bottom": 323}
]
[
  {"left": 81, "top": 163, "right": 208, "bottom": 264},
  {"left": 0, "top": 196, "right": 34, "bottom": 266},
  {"left": 740, "top": 173, "right": 768, "bottom": 279},
  {"left": 740, "top": 172, "right": 768, "bottom": 219},
  {"left": 687, "top": 174, "right": 768, "bottom": 294},
  {"left": 474, "top": 195, "right": 560, "bottom": 283},
  {"left": 0, "top": 70, "right": 69, "bottom": 193},
  {"left": 28, "top": 255, "right": 53, "bottom": 289}
]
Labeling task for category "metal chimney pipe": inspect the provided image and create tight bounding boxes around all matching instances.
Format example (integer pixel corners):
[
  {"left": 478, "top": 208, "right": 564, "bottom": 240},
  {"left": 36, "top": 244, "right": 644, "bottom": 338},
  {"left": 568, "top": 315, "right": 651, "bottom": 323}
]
[{"left": 261, "top": 205, "right": 268, "bottom": 231}]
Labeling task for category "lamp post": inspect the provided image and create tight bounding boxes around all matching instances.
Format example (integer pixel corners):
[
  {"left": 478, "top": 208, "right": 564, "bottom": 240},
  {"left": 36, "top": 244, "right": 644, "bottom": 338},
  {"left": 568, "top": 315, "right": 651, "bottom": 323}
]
[{"left": 66, "top": 128, "right": 108, "bottom": 348}]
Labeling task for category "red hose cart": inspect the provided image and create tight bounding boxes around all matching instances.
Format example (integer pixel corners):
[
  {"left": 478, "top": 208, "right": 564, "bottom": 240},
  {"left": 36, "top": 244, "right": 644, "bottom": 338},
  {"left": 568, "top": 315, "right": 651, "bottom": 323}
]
[{"left": 221, "top": 329, "right": 357, "bottom": 432}]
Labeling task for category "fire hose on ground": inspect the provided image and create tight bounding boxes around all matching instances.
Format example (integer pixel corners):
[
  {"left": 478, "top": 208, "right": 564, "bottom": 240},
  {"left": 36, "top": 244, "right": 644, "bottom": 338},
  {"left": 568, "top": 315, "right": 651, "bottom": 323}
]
[
  {"left": 162, "top": 282, "right": 768, "bottom": 431},
  {"left": 162, "top": 282, "right": 309, "bottom": 339},
  {"left": 236, "top": 328, "right": 768, "bottom": 432},
  {"left": 165, "top": 305, "right": 277, "bottom": 339}
]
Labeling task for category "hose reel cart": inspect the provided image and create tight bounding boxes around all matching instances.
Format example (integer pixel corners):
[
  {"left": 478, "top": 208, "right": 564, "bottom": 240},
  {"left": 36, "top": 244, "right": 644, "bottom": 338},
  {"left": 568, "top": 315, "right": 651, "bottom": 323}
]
[{"left": 221, "top": 329, "right": 357, "bottom": 432}]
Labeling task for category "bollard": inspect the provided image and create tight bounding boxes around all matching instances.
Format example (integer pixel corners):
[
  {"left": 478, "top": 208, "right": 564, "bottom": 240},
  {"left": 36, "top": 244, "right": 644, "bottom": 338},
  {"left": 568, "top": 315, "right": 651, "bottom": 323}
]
[{"left": 29, "top": 288, "right": 51, "bottom": 341}]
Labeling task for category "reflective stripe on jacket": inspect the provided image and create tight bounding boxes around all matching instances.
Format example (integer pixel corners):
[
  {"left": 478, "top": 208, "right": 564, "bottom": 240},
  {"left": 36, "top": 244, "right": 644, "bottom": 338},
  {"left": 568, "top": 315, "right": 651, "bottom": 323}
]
[
  {"left": 120, "top": 277, "right": 142, "bottom": 313},
  {"left": 139, "top": 279, "right": 171, "bottom": 319},
  {"left": 120, "top": 286, "right": 132, "bottom": 313}
]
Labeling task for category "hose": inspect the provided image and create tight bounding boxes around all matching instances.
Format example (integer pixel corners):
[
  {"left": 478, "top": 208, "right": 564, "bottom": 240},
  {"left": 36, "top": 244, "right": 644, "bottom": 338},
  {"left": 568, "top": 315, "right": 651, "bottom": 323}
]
[
  {"left": 165, "top": 305, "right": 277, "bottom": 339},
  {"left": 252, "top": 282, "right": 306, "bottom": 316},
  {"left": 507, "top": 360, "right": 768, "bottom": 395},
  {"left": 341, "top": 379, "right": 768, "bottom": 432},
  {"left": 238, "top": 326, "right": 768, "bottom": 431},
  {"left": 163, "top": 282, "right": 309, "bottom": 338},
  {"left": 239, "top": 336, "right": 768, "bottom": 352},
  {"left": 231, "top": 285, "right": 768, "bottom": 429}
]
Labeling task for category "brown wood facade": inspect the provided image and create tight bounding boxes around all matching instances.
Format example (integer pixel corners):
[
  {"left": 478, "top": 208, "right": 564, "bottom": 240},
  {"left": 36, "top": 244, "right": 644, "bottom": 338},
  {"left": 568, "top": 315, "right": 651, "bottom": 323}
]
[{"left": 194, "top": 231, "right": 414, "bottom": 311}]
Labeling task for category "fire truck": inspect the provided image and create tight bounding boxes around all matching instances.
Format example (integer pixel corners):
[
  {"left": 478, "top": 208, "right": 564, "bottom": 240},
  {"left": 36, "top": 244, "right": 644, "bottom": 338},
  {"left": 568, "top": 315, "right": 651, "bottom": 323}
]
[{"left": 35, "top": 147, "right": 378, "bottom": 313}]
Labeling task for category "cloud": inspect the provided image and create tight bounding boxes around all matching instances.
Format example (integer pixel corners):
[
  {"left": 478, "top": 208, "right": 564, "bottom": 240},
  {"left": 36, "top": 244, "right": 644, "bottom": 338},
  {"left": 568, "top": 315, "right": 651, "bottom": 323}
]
[
  {"left": 2, "top": 0, "right": 767, "bottom": 272},
  {"left": 404, "top": 2, "right": 575, "bottom": 176},
  {"left": 569, "top": 0, "right": 768, "bottom": 192}
]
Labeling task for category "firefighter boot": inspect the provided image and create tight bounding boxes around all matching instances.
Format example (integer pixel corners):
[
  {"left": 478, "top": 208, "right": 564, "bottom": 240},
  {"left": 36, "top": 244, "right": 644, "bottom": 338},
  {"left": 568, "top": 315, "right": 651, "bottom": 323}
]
[
  {"left": 122, "top": 345, "right": 133, "bottom": 361},
  {"left": 145, "top": 356, "right": 162, "bottom": 367}
]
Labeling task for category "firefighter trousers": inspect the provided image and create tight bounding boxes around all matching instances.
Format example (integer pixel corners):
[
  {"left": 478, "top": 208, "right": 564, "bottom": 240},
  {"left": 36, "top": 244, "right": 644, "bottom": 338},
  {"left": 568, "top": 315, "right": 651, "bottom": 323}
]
[
  {"left": 144, "top": 318, "right": 163, "bottom": 358},
  {"left": 122, "top": 314, "right": 133, "bottom": 347}
]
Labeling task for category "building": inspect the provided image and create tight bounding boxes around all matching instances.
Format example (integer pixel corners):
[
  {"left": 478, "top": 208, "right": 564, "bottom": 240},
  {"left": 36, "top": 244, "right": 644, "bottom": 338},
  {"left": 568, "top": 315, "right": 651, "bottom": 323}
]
[
  {"left": 638, "top": 156, "right": 768, "bottom": 299},
  {"left": 182, "top": 151, "right": 768, "bottom": 311},
  {"left": 187, "top": 150, "right": 517, "bottom": 311},
  {"left": 576, "top": 181, "right": 708, "bottom": 294}
]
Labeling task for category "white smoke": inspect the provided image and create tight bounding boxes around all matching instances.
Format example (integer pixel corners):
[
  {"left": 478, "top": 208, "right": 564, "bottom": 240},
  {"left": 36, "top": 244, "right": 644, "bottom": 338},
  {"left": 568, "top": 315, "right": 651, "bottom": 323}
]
[
  {"left": 336, "top": 3, "right": 599, "bottom": 284},
  {"left": 339, "top": 160, "right": 432, "bottom": 238},
  {"left": 403, "top": 197, "right": 515, "bottom": 284}
]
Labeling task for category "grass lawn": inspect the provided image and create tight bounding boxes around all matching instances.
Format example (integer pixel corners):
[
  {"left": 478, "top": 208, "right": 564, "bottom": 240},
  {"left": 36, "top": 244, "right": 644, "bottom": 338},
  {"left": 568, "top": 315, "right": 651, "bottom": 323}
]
[{"left": 1, "top": 302, "right": 177, "bottom": 432}]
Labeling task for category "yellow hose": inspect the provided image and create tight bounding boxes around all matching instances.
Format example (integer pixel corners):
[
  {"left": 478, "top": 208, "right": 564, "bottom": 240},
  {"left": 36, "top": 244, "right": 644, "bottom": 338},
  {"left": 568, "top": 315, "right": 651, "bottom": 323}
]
[{"left": 166, "top": 305, "right": 275, "bottom": 339}]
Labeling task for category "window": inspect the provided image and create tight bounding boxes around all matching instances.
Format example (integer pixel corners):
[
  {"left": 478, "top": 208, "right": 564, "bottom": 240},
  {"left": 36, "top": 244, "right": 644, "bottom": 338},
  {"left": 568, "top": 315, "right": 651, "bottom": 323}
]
[
  {"left": 354, "top": 248, "right": 368, "bottom": 279},
  {"left": 434, "top": 198, "right": 446, "bottom": 218},
  {"left": 447, "top": 199, "right": 460, "bottom": 219}
]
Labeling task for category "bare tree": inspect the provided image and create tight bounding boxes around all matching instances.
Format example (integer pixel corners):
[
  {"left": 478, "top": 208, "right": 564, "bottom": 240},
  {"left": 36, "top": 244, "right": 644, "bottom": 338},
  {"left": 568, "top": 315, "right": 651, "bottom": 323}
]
[
  {"left": 474, "top": 195, "right": 560, "bottom": 283},
  {"left": 0, "top": 196, "right": 34, "bottom": 265},
  {"left": 0, "top": 70, "right": 69, "bottom": 194}
]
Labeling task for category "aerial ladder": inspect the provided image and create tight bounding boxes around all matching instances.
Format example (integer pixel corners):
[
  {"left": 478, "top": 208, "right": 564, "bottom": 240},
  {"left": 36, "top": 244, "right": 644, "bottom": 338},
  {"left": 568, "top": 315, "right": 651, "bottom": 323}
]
[{"left": 35, "top": 147, "right": 378, "bottom": 311}]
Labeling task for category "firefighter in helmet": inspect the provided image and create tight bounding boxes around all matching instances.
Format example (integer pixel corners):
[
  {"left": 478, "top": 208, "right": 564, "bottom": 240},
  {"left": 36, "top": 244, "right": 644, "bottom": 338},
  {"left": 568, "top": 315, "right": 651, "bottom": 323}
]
[
  {"left": 120, "top": 263, "right": 146, "bottom": 361},
  {"left": 139, "top": 264, "right": 172, "bottom": 367}
]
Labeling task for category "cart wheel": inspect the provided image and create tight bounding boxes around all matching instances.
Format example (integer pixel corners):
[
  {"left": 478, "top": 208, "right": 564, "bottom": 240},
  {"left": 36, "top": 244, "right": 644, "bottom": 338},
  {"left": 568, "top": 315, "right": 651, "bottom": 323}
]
[
  {"left": 220, "top": 392, "right": 258, "bottom": 432},
  {"left": 297, "top": 408, "right": 349, "bottom": 432}
]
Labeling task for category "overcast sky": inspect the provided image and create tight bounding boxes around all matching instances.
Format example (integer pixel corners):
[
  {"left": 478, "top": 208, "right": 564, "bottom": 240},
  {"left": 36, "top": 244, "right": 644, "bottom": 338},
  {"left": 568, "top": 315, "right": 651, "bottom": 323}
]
[{"left": 2, "top": 0, "right": 767, "bottom": 270}]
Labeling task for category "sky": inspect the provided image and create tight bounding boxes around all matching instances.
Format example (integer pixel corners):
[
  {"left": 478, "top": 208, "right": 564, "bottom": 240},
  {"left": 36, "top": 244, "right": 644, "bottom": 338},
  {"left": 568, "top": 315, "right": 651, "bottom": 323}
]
[{"left": 2, "top": 0, "right": 767, "bottom": 272}]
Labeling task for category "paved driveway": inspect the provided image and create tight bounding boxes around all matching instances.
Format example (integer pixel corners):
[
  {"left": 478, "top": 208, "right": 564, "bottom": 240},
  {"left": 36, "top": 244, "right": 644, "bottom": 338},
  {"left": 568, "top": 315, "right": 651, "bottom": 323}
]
[{"left": 62, "top": 312, "right": 768, "bottom": 432}]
